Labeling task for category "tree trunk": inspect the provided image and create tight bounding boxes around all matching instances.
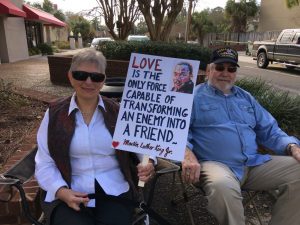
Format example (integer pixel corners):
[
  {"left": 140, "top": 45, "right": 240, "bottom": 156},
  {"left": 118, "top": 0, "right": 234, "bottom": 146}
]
[
  {"left": 97, "top": 0, "right": 138, "bottom": 40},
  {"left": 185, "top": 0, "right": 193, "bottom": 42},
  {"left": 138, "top": 0, "right": 184, "bottom": 41}
]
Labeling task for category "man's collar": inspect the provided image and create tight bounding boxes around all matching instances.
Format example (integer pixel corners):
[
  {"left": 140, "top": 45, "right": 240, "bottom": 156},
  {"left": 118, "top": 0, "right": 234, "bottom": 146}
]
[{"left": 68, "top": 93, "right": 106, "bottom": 115}]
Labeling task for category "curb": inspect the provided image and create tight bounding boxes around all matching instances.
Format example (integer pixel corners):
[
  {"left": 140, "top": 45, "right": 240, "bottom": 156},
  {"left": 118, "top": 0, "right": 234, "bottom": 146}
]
[{"left": 13, "top": 86, "right": 60, "bottom": 104}]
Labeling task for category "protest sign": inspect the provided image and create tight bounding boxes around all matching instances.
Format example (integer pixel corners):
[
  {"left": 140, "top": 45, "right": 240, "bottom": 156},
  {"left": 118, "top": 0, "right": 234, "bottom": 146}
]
[{"left": 112, "top": 53, "right": 200, "bottom": 161}]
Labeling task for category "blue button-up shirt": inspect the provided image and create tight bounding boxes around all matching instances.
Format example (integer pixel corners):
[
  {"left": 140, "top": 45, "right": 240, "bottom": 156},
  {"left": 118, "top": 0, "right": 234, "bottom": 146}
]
[{"left": 188, "top": 83, "right": 299, "bottom": 180}]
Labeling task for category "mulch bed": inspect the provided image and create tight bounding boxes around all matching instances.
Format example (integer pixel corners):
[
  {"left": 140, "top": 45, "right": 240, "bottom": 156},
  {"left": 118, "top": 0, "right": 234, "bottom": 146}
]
[
  {"left": 0, "top": 93, "right": 47, "bottom": 171},
  {"left": 148, "top": 173, "right": 274, "bottom": 225}
]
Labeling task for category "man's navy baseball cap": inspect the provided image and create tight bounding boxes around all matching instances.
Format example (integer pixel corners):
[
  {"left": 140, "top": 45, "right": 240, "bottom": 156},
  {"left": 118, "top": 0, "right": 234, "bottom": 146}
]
[{"left": 210, "top": 47, "right": 239, "bottom": 67}]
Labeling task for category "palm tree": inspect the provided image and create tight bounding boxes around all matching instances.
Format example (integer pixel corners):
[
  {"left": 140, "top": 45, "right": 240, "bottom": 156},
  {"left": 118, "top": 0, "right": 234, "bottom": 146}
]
[
  {"left": 225, "top": 0, "right": 258, "bottom": 33},
  {"left": 285, "top": 0, "right": 299, "bottom": 8},
  {"left": 191, "top": 10, "right": 214, "bottom": 45}
]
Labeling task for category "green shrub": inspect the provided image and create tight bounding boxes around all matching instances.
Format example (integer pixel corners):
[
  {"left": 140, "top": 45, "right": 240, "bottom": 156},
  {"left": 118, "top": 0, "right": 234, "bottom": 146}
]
[
  {"left": 53, "top": 41, "right": 70, "bottom": 49},
  {"left": 37, "top": 43, "right": 53, "bottom": 55},
  {"left": 51, "top": 45, "right": 60, "bottom": 53},
  {"left": 98, "top": 41, "right": 212, "bottom": 70},
  {"left": 28, "top": 47, "right": 41, "bottom": 56},
  {"left": 236, "top": 78, "right": 300, "bottom": 138}
]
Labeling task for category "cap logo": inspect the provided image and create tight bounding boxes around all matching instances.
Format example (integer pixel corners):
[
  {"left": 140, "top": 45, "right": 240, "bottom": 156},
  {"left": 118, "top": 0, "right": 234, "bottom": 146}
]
[{"left": 211, "top": 47, "right": 239, "bottom": 66}]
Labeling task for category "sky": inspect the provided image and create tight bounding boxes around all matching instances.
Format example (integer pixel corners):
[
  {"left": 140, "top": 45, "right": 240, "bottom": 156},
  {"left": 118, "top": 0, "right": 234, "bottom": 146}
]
[{"left": 27, "top": 0, "right": 235, "bottom": 14}]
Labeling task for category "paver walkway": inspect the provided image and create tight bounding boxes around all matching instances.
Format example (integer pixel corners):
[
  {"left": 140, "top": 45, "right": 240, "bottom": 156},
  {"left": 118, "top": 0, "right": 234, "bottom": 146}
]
[{"left": 0, "top": 50, "right": 87, "bottom": 99}]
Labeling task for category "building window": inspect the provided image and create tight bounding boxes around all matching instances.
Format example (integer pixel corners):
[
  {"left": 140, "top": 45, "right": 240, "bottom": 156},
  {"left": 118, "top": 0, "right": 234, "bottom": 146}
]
[{"left": 25, "top": 21, "right": 42, "bottom": 48}]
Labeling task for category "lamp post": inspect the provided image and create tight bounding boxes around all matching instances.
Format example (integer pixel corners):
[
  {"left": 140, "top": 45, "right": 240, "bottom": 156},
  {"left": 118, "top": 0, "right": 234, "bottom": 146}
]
[
  {"left": 69, "top": 31, "right": 75, "bottom": 49},
  {"left": 78, "top": 32, "right": 83, "bottom": 48}
]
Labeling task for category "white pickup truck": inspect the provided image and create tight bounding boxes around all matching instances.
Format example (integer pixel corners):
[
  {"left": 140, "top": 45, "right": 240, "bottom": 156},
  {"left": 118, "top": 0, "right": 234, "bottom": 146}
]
[{"left": 251, "top": 29, "right": 300, "bottom": 69}]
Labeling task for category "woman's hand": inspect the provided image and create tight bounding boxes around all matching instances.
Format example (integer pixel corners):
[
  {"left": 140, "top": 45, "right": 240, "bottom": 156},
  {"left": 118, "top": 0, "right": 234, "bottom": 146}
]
[
  {"left": 137, "top": 159, "right": 155, "bottom": 183},
  {"left": 55, "top": 187, "right": 89, "bottom": 211},
  {"left": 181, "top": 148, "right": 201, "bottom": 184}
]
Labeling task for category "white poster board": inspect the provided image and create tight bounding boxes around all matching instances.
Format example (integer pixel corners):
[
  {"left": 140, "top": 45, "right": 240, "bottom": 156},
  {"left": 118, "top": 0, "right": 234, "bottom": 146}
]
[{"left": 112, "top": 53, "right": 200, "bottom": 161}]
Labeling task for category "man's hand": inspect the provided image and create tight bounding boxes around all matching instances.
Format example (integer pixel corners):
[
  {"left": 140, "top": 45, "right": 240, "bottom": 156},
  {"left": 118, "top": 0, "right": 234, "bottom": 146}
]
[
  {"left": 290, "top": 144, "right": 300, "bottom": 162},
  {"left": 137, "top": 159, "right": 155, "bottom": 183},
  {"left": 181, "top": 148, "right": 201, "bottom": 184},
  {"left": 55, "top": 187, "right": 89, "bottom": 211}
]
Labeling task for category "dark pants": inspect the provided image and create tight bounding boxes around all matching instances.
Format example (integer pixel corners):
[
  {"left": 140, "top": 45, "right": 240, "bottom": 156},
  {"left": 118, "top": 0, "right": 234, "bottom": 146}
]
[{"left": 51, "top": 181, "right": 133, "bottom": 225}]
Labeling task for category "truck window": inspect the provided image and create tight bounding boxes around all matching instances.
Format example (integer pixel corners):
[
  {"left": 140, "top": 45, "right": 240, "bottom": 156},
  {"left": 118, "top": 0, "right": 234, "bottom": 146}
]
[
  {"left": 292, "top": 33, "right": 300, "bottom": 44},
  {"left": 279, "top": 32, "right": 294, "bottom": 44}
]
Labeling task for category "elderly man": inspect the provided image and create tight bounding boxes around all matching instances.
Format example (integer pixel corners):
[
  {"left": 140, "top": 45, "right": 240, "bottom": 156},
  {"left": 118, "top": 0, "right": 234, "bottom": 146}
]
[{"left": 182, "top": 47, "right": 300, "bottom": 225}]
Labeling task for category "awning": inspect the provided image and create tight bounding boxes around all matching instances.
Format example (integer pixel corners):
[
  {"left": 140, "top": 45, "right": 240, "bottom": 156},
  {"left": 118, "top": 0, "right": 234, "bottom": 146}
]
[
  {"left": 0, "top": 0, "right": 26, "bottom": 17},
  {"left": 23, "top": 4, "right": 66, "bottom": 27}
]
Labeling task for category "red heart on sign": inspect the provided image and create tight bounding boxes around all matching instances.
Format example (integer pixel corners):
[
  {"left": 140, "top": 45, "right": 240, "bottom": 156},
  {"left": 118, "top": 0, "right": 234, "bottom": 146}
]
[{"left": 112, "top": 141, "right": 119, "bottom": 148}]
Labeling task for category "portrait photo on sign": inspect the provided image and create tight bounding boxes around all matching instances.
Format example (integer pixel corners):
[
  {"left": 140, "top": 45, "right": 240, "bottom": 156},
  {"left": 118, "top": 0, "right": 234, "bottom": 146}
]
[{"left": 171, "top": 62, "right": 194, "bottom": 94}]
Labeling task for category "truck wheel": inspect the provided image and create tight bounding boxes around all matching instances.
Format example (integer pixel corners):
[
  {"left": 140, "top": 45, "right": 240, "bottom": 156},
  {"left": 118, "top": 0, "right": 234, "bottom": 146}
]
[{"left": 257, "top": 52, "right": 269, "bottom": 68}]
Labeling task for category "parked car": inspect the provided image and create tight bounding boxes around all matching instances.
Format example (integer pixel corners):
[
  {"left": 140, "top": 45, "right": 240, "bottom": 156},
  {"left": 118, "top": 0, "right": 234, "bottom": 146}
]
[
  {"left": 251, "top": 29, "right": 300, "bottom": 69},
  {"left": 187, "top": 41, "right": 198, "bottom": 44},
  {"left": 127, "top": 35, "right": 150, "bottom": 42},
  {"left": 90, "top": 37, "right": 114, "bottom": 48}
]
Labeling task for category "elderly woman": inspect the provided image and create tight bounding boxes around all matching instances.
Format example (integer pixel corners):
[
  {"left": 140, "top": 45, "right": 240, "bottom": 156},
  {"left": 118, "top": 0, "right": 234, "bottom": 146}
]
[{"left": 35, "top": 49, "right": 155, "bottom": 225}]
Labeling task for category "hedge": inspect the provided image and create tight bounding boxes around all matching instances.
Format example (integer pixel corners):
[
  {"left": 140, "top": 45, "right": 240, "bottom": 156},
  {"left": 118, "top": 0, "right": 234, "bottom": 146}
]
[
  {"left": 236, "top": 78, "right": 300, "bottom": 138},
  {"left": 98, "top": 41, "right": 212, "bottom": 70}
]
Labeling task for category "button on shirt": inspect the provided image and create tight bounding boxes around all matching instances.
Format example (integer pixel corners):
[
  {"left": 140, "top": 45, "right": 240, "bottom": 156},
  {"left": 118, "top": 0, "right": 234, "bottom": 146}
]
[
  {"left": 35, "top": 94, "right": 129, "bottom": 207},
  {"left": 188, "top": 83, "right": 299, "bottom": 181}
]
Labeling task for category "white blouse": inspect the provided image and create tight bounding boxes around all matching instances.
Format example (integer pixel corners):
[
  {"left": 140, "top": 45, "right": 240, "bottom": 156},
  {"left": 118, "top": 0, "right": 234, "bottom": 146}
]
[{"left": 35, "top": 94, "right": 129, "bottom": 207}]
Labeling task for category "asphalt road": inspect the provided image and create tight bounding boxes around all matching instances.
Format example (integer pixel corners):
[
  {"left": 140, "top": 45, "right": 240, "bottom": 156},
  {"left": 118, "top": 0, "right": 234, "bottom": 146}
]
[{"left": 237, "top": 53, "right": 300, "bottom": 95}]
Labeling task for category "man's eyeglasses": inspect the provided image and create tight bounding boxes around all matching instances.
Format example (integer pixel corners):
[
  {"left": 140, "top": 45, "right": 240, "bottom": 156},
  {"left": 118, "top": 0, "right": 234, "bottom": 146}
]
[
  {"left": 214, "top": 64, "right": 237, "bottom": 73},
  {"left": 72, "top": 71, "right": 106, "bottom": 82}
]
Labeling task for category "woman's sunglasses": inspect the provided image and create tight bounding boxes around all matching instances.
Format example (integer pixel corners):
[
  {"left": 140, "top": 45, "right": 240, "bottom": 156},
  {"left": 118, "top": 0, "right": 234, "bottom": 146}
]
[
  {"left": 72, "top": 71, "right": 106, "bottom": 82},
  {"left": 214, "top": 64, "right": 237, "bottom": 73}
]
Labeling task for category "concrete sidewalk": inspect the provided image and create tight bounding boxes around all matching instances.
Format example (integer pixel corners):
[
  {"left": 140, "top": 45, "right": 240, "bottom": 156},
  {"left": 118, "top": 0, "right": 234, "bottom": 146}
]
[{"left": 0, "top": 49, "right": 87, "bottom": 100}]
